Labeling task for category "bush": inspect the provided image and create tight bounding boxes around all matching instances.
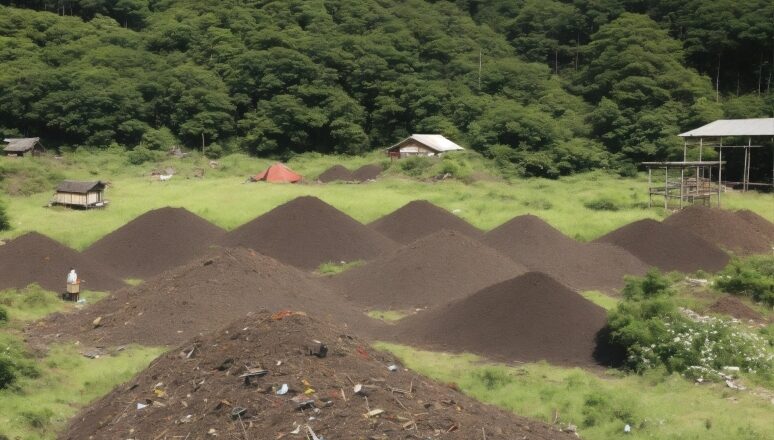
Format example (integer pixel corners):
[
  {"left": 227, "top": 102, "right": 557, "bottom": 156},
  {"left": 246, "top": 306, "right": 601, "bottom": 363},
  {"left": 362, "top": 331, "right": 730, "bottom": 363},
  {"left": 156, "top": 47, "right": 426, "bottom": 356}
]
[
  {"left": 583, "top": 197, "right": 620, "bottom": 211},
  {"left": 474, "top": 367, "right": 513, "bottom": 390},
  {"left": 609, "top": 271, "right": 773, "bottom": 381},
  {"left": 714, "top": 256, "right": 774, "bottom": 306},
  {"left": 141, "top": 127, "right": 179, "bottom": 151},
  {"left": 20, "top": 408, "right": 54, "bottom": 430},
  {"left": 127, "top": 145, "right": 162, "bottom": 165},
  {"left": 0, "top": 357, "right": 15, "bottom": 389},
  {"left": 0, "top": 202, "right": 9, "bottom": 231},
  {"left": 204, "top": 142, "right": 224, "bottom": 159},
  {"left": 0, "top": 305, "right": 7, "bottom": 322},
  {"left": 399, "top": 156, "right": 433, "bottom": 177}
]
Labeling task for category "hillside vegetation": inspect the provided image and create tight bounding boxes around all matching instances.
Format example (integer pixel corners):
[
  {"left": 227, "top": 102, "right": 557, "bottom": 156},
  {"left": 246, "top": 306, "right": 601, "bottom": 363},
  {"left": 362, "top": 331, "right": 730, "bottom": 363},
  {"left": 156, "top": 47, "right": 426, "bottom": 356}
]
[{"left": 0, "top": 0, "right": 772, "bottom": 178}]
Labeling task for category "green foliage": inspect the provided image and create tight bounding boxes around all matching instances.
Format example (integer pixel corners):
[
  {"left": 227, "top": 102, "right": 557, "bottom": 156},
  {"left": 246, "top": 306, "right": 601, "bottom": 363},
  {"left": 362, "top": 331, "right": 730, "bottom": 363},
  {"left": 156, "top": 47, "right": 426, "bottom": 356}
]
[
  {"left": 204, "top": 143, "right": 224, "bottom": 159},
  {"left": 398, "top": 156, "right": 433, "bottom": 177},
  {"left": 316, "top": 260, "right": 364, "bottom": 275},
  {"left": 0, "top": 306, "right": 7, "bottom": 322},
  {"left": 126, "top": 145, "right": 162, "bottom": 165},
  {"left": 0, "top": 202, "right": 9, "bottom": 231},
  {"left": 583, "top": 198, "right": 620, "bottom": 211},
  {"left": 715, "top": 256, "right": 774, "bottom": 306},
  {"left": 0, "top": 334, "right": 39, "bottom": 390},
  {"left": 609, "top": 271, "right": 773, "bottom": 381}
]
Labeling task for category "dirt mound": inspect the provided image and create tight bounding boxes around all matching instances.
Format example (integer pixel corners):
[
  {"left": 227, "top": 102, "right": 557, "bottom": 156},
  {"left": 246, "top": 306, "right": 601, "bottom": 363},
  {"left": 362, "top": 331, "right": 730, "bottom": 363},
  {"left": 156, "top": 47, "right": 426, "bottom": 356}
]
[
  {"left": 735, "top": 209, "right": 774, "bottom": 242},
  {"left": 369, "top": 200, "right": 483, "bottom": 244},
  {"left": 483, "top": 215, "right": 648, "bottom": 291},
  {"left": 220, "top": 196, "right": 398, "bottom": 270},
  {"left": 325, "top": 230, "right": 526, "bottom": 309},
  {"left": 63, "top": 312, "right": 571, "bottom": 440},
  {"left": 317, "top": 165, "right": 354, "bottom": 182},
  {"left": 595, "top": 219, "right": 730, "bottom": 273},
  {"left": 32, "top": 248, "right": 376, "bottom": 346},
  {"left": 707, "top": 296, "right": 764, "bottom": 322},
  {"left": 663, "top": 206, "right": 771, "bottom": 255},
  {"left": 352, "top": 163, "right": 382, "bottom": 181},
  {"left": 83, "top": 207, "right": 225, "bottom": 279},
  {"left": 0, "top": 232, "right": 124, "bottom": 292},
  {"left": 392, "top": 273, "right": 612, "bottom": 366}
]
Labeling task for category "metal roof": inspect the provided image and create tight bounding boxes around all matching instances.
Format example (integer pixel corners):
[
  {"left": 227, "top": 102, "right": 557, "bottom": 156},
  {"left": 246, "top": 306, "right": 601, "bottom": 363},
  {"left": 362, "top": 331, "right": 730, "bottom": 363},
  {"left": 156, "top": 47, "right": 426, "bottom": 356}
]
[
  {"left": 56, "top": 180, "right": 105, "bottom": 194},
  {"left": 389, "top": 134, "right": 465, "bottom": 152},
  {"left": 3, "top": 137, "right": 41, "bottom": 152},
  {"left": 678, "top": 118, "right": 774, "bottom": 137}
]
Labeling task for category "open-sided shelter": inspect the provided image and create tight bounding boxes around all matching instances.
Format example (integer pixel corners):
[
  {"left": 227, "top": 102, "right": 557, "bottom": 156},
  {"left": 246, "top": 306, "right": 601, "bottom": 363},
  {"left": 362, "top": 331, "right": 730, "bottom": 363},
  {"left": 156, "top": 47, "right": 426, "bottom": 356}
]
[
  {"left": 387, "top": 134, "right": 464, "bottom": 159},
  {"left": 3, "top": 137, "right": 44, "bottom": 156},
  {"left": 250, "top": 163, "right": 302, "bottom": 183},
  {"left": 52, "top": 180, "right": 107, "bottom": 209}
]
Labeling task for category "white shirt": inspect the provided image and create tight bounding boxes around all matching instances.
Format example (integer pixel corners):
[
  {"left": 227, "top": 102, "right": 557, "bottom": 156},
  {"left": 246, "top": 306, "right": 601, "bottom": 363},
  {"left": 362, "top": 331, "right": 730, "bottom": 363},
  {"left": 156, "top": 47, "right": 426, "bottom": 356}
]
[{"left": 67, "top": 270, "right": 78, "bottom": 284}]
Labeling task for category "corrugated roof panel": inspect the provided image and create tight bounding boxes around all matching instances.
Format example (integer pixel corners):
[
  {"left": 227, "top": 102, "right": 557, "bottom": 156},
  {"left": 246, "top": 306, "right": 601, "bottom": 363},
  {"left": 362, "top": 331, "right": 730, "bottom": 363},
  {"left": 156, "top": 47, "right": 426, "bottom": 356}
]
[{"left": 679, "top": 118, "right": 774, "bottom": 137}]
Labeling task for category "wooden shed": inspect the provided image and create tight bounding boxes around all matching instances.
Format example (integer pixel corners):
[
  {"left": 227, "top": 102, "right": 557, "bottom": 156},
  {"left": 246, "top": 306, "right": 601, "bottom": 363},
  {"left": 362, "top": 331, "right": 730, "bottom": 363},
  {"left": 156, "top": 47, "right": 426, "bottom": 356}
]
[
  {"left": 52, "top": 181, "right": 107, "bottom": 209},
  {"left": 3, "top": 137, "right": 44, "bottom": 156},
  {"left": 386, "top": 134, "right": 464, "bottom": 159}
]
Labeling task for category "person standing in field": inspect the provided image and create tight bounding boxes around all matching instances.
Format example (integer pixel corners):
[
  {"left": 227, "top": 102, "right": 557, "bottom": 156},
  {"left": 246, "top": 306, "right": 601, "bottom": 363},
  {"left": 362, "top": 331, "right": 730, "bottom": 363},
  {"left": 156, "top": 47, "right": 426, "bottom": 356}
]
[{"left": 67, "top": 268, "right": 77, "bottom": 285}]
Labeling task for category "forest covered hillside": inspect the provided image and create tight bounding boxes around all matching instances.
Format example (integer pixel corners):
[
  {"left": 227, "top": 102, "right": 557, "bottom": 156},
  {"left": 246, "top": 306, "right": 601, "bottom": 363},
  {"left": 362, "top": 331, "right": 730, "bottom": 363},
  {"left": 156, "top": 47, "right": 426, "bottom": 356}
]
[{"left": 0, "top": 0, "right": 772, "bottom": 177}]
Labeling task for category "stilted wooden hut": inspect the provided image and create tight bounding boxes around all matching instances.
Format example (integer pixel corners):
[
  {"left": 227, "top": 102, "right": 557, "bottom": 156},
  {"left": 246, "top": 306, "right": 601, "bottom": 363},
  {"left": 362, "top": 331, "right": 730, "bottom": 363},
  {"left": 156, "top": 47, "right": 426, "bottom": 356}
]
[
  {"left": 52, "top": 181, "right": 107, "bottom": 209},
  {"left": 3, "top": 137, "right": 44, "bottom": 156}
]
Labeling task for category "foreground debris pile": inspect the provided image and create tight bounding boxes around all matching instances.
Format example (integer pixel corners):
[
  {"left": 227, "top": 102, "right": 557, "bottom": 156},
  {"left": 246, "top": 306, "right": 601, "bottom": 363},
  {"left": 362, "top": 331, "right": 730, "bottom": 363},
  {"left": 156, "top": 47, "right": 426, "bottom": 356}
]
[
  {"left": 369, "top": 200, "right": 483, "bottom": 244},
  {"left": 63, "top": 312, "right": 572, "bottom": 440}
]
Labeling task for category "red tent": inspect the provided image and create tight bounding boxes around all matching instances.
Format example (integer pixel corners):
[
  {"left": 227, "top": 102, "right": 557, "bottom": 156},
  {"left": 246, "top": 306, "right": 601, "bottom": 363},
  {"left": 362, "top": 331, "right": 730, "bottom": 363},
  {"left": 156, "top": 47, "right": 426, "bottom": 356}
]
[{"left": 250, "top": 163, "right": 303, "bottom": 183}]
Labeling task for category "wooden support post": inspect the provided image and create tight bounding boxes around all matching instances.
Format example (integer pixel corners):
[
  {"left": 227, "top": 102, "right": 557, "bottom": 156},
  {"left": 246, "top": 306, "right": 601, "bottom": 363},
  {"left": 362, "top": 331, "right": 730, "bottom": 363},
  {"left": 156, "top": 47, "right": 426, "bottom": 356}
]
[
  {"left": 718, "top": 140, "right": 723, "bottom": 208},
  {"left": 664, "top": 167, "right": 669, "bottom": 210},
  {"left": 679, "top": 167, "right": 684, "bottom": 209},
  {"left": 648, "top": 167, "right": 652, "bottom": 208}
]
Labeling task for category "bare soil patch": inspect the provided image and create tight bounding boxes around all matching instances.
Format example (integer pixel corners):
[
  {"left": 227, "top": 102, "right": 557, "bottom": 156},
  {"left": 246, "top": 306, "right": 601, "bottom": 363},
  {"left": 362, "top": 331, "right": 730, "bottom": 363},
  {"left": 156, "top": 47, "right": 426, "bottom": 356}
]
[
  {"left": 663, "top": 206, "right": 771, "bottom": 255},
  {"left": 707, "top": 296, "right": 765, "bottom": 322},
  {"left": 317, "top": 165, "right": 354, "bottom": 182},
  {"left": 369, "top": 200, "right": 483, "bottom": 244},
  {"left": 325, "top": 230, "right": 526, "bottom": 309},
  {"left": 220, "top": 196, "right": 398, "bottom": 270},
  {"left": 595, "top": 219, "right": 730, "bottom": 273},
  {"left": 392, "top": 272, "right": 617, "bottom": 367},
  {"left": 484, "top": 215, "right": 648, "bottom": 291},
  {"left": 0, "top": 232, "right": 124, "bottom": 292},
  {"left": 62, "top": 312, "right": 572, "bottom": 440},
  {"left": 352, "top": 164, "right": 383, "bottom": 182},
  {"left": 83, "top": 207, "right": 225, "bottom": 279}
]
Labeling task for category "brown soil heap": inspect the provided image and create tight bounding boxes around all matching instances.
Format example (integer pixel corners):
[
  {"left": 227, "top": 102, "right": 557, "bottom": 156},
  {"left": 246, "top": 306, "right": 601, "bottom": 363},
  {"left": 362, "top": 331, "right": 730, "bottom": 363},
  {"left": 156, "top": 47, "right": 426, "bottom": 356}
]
[
  {"left": 352, "top": 163, "right": 382, "bottom": 182},
  {"left": 369, "top": 200, "right": 483, "bottom": 244},
  {"left": 483, "top": 215, "right": 648, "bottom": 291},
  {"left": 62, "top": 312, "right": 572, "bottom": 440},
  {"left": 0, "top": 232, "right": 124, "bottom": 292},
  {"left": 325, "top": 230, "right": 526, "bottom": 309},
  {"left": 392, "top": 272, "right": 611, "bottom": 366},
  {"left": 663, "top": 206, "right": 771, "bottom": 255},
  {"left": 83, "top": 207, "right": 225, "bottom": 279},
  {"left": 595, "top": 219, "right": 730, "bottom": 273},
  {"left": 707, "top": 296, "right": 764, "bottom": 322},
  {"left": 33, "top": 248, "right": 376, "bottom": 346},
  {"left": 220, "top": 196, "right": 398, "bottom": 270},
  {"left": 317, "top": 165, "right": 354, "bottom": 182},
  {"left": 735, "top": 209, "right": 774, "bottom": 242}
]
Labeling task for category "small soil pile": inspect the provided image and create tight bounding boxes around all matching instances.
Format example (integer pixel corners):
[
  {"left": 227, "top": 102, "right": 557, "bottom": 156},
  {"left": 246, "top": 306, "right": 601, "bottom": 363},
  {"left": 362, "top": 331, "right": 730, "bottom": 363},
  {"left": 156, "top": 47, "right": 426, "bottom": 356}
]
[
  {"left": 483, "top": 215, "right": 648, "bottom": 291},
  {"left": 317, "top": 165, "right": 354, "bottom": 182},
  {"left": 369, "top": 200, "right": 483, "bottom": 244},
  {"left": 595, "top": 219, "right": 730, "bottom": 273},
  {"left": 392, "top": 273, "right": 612, "bottom": 366},
  {"left": 32, "top": 248, "right": 375, "bottom": 346},
  {"left": 220, "top": 196, "right": 398, "bottom": 270},
  {"left": 63, "top": 312, "right": 571, "bottom": 440},
  {"left": 663, "top": 206, "right": 771, "bottom": 255},
  {"left": 735, "top": 209, "right": 774, "bottom": 242},
  {"left": 352, "top": 163, "right": 382, "bottom": 181},
  {"left": 83, "top": 207, "right": 225, "bottom": 279},
  {"left": 707, "top": 296, "right": 764, "bottom": 322},
  {"left": 325, "top": 230, "right": 526, "bottom": 308},
  {"left": 0, "top": 232, "right": 124, "bottom": 292}
]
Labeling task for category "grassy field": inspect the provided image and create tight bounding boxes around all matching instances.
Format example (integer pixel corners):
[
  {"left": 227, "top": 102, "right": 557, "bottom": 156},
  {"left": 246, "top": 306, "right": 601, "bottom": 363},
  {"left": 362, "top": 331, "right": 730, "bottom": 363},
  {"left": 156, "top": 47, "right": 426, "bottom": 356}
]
[
  {"left": 377, "top": 343, "right": 774, "bottom": 440},
  {"left": 1, "top": 152, "right": 772, "bottom": 249}
]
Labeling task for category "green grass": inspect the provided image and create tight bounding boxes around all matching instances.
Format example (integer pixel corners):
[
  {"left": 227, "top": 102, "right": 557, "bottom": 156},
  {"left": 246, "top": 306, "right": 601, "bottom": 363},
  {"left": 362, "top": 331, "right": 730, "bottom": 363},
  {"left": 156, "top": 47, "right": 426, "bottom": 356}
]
[
  {"left": 0, "top": 285, "right": 107, "bottom": 322},
  {"left": 316, "top": 260, "right": 365, "bottom": 275},
  {"left": 581, "top": 291, "right": 621, "bottom": 311},
  {"left": 366, "top": 310, "right": 410, "bottom": 322},
  {"left": 376, "top": 342, "right": 774, "bottom": 440},
  {"left": 0, "top": 339, "right": 163, "bottom": 440},
  {"left": 2, "top": 153, "right": 771, "bottom": 249},
  {"left": 123, "top": 278, "right": 143, "bottom": 287}
]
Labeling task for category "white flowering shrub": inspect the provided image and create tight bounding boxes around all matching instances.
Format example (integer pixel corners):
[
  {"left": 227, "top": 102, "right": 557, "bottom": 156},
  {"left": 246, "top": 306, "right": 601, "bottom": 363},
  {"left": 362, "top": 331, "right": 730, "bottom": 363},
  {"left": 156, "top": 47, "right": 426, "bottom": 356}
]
[
  {"left": 610, "top": 270, "right": 773, "bottom": 382},
  {"left": 626, "top": 315, "right": 773, "bottom": 381}
]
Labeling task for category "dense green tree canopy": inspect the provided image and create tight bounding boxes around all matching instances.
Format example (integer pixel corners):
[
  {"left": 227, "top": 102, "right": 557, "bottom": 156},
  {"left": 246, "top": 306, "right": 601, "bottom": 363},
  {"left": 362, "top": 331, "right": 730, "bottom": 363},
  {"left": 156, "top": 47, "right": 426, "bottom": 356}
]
[{"left": 0, "top": 0, "right": 771, "bottom": 178}]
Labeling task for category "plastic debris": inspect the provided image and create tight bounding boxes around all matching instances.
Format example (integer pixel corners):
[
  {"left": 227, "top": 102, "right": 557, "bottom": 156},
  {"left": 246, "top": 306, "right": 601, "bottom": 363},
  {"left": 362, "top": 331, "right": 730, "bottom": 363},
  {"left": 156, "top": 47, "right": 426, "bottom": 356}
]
[
  {"left": 136, "top": 403, "right": 147, "bottom": 410},
  {"left": 387, "top": 364, "right": 398, "bottom": 372},
  {"left": 624, "top": 424, "right": 631, "bottom": 433},
  {"left": 366, "top": 409, "right": 385, "bottom": 418},
  {"left": 277, "top": 383, "right": 289, "bottom": 395}
]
